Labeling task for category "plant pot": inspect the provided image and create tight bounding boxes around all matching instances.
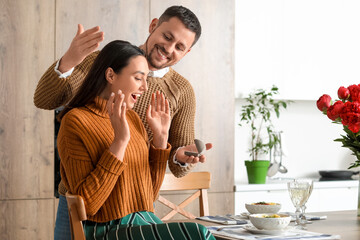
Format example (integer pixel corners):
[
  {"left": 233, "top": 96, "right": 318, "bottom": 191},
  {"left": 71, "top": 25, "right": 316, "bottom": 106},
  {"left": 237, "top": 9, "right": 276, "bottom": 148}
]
[{"left": 245, "top": 160, "right": 270, "bottom": 184}]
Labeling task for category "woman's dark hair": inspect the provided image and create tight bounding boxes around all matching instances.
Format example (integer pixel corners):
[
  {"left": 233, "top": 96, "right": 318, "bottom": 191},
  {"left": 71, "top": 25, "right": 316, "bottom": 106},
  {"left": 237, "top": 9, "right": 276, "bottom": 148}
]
[
  {"left": 58, "top": 40, "right": 144, "bottom": 120},
  {"left": 158, "top": 5, "right": 202, "bottom": 47}
]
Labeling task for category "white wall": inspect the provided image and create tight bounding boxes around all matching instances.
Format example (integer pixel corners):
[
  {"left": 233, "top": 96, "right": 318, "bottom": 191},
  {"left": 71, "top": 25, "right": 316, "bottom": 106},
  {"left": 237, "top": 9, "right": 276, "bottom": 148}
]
[
  {"left": 234, "top": 0, "right": 360, "bottom": 183},
  {"left": 234, "top": 99, "right": 356, "bottom": 183},
  {"left": 235, "top": 0, "right": 360, "bottom": 100}
]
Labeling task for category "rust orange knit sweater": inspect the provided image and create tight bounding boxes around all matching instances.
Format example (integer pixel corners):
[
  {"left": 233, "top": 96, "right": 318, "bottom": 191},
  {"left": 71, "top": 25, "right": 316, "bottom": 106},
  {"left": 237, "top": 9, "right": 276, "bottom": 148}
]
[
  {"left": 34, "top": 51, "right": 196, "bottom": 181},
  {"left": 57, "top": 96, "right": 171, "bottom": 222}
]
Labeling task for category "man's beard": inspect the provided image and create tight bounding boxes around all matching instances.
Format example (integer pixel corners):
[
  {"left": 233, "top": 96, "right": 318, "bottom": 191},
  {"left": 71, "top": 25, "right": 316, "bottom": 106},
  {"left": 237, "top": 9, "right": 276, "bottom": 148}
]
[{"left": 146, "top": 45, "right": 170, "bottom": 70}]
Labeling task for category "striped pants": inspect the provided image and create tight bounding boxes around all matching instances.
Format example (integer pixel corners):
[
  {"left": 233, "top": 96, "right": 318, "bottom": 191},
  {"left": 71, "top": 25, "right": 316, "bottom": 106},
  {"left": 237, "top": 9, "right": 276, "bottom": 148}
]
[{"left": 83, "top": 211, "right": 215, "bottom": 240}]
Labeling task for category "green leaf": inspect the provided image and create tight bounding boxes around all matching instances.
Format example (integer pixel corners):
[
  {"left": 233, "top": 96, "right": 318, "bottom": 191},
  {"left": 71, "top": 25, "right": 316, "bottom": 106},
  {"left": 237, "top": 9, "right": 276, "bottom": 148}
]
[{"left": 238, "top": 85, "right": 291, "bottom": 160}]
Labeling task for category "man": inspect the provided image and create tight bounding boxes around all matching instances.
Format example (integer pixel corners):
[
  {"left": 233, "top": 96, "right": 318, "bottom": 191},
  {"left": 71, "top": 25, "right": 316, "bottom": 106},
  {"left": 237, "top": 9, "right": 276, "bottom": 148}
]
[{"left": 34, "top": 5, "right": 212, "bottom": 240}]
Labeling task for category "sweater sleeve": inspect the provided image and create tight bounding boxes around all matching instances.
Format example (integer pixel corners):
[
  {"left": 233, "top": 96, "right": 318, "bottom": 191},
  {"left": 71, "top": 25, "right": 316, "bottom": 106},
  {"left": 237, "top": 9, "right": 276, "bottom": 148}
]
[
  {"left": 33, "top": 51, "right": 99, "bottom": 109},
  {"left": 149, "top": 143, "right": 171, "bottom": 200},
  {"left": 167, "top": 77, "right": 196, "bottom": 177},
  {"left": 58, "top": 114, "right": 127, "bottom": 216},
  {"left": 129, "top": 109, "right": 171, "bottom": 198}
]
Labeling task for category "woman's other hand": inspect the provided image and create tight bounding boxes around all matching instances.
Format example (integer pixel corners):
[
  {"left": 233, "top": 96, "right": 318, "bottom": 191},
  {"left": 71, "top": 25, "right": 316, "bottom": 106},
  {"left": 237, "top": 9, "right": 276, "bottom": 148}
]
[
  {"left": 146, "top": 91, "right": 171, "bottom": 149},
  {"left": 107, "top": 90, "right": 130, "bottom": 160}
]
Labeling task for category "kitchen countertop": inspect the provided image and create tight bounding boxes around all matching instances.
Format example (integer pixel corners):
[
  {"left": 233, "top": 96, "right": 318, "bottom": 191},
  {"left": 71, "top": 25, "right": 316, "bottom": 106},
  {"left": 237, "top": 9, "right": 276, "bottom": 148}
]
[{"left": 234, "top": 177, "right": 359, "bottom": 192}]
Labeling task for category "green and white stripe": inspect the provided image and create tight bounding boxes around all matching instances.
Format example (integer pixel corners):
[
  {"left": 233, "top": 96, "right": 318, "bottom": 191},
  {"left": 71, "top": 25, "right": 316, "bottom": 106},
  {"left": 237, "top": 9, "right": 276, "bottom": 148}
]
[{"left": 83, "top": 211, "right": 215, "bottom": 240}]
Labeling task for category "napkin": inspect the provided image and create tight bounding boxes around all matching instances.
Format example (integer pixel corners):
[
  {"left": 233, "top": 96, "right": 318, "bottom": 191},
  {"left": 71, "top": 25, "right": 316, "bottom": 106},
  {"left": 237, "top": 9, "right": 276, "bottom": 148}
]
[
  {"left": 196, "top": 215, "right": 248, "bottom": 225},
  {"left": 208, "top": 226, "right": 341, "bottom": 240},
  {"left": 258, "top": 235, "right": 336, "bottom": 240}
]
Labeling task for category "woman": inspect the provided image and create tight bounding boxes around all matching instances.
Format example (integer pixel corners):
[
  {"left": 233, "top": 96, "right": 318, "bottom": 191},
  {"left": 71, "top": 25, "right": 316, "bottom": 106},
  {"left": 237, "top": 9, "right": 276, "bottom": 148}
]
[{"left": 57, "top": 40, "right": 215, "bottom": 239}]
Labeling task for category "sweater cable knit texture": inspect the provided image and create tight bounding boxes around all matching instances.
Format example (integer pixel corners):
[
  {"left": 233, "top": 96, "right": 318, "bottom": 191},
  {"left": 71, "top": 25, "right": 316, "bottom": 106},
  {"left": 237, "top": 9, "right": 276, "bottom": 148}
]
[{"left": 58, "top": 96, "right": 171, "bottom": 222}]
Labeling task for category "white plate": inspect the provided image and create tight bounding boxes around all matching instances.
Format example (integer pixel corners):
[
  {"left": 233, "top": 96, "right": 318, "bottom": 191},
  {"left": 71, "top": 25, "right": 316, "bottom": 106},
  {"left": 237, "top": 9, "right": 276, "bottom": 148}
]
[
  {"left": 240, "top": 212, "right": 250, "bottom": 218},
  {"left": 243, "top": 225, "right": 293, "bottom": 235}
]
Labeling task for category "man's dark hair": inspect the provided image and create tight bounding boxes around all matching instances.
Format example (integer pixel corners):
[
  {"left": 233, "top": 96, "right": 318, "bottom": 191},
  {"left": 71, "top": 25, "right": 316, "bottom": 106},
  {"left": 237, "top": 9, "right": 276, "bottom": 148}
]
[{"left": 159, "top": 5, "right": 201, "bottom": 47}]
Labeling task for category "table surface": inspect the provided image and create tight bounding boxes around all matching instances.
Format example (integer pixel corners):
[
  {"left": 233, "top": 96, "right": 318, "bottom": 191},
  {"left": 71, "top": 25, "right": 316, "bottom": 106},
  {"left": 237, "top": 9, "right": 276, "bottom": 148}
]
[
  {"left": 305, "top": 210, "right": 360, "bottom": 240},
  {"left": 170, "top": 210, "right": 360, "bottom": 240}
]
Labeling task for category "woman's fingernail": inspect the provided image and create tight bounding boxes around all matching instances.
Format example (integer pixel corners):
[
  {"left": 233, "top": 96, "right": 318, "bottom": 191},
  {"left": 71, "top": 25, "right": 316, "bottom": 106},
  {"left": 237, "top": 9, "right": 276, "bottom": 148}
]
[
  {"left": 121, "top": 94, "right": 124, "bottom": 98},
  {"left": 118, "top": 90, "right": 121, "bottom": 94},
  {"left": 110, "top": 92, "right": 115, "bottom": 97}
]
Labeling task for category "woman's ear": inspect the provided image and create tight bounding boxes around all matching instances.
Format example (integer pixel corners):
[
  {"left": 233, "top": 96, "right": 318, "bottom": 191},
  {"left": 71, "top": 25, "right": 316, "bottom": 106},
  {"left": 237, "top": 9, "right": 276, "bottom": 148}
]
[{"left": 105, "top": 67, "right": 115, "bottom": 84}]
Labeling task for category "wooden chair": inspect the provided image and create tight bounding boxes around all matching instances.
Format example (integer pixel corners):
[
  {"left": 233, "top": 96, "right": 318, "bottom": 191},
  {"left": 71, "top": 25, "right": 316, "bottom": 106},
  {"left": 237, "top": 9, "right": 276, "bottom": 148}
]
[
  {"left": 65, "top": 192, "right": 87, "bottom": 240},
  {"left": 157, "top": 171, "right": 211, "bottom": 221}
]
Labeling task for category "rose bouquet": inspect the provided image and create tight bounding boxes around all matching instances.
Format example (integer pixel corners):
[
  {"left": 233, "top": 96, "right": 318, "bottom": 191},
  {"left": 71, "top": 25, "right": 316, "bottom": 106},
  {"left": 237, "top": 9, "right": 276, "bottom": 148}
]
[{"left": 317, "top": 85, "right": 360, "bottom": 169}]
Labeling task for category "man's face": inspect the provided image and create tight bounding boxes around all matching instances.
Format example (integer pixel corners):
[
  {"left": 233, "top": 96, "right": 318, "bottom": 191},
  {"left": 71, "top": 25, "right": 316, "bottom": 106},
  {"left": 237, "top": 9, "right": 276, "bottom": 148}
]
[{"left": 145, "top": 17, "right": 196, "bottom": 70}]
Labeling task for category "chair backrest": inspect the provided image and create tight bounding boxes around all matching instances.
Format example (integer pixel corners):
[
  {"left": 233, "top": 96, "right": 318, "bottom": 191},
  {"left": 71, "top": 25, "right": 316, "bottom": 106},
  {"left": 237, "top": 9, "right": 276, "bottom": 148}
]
[
  {"left": 65, "top": 192, "right": 87, "bottom": 240},
  {"left": 157, "top": 171, "right": 211, "bottom": 221}
]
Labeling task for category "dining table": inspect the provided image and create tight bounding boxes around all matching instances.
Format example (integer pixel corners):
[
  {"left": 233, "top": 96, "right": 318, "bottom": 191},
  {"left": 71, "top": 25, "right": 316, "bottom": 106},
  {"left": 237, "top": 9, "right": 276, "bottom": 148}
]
[{"left": 168, "top": 210, "right": 360, "bottom": 240}]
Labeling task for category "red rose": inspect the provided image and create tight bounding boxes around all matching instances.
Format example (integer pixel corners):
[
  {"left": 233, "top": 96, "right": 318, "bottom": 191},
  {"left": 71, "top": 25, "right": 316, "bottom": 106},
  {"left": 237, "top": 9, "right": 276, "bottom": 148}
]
[
  {"left": 348, "top": 122, "right": 360, "bottom": 133},
  {"left": 326, "top": 100, "right": 344, "bottom": 121},
  {"left": 341, "top": 112, "right": 360, "bottom": 133},
  {"left": 337, "top": 86, "right": 350, "bottom": 100},
  {"left": 340, "top": 101, "right": 360, "bottom": 133},
  {"left": 348, "top": 84, "right": 360, "bottom": 102},
  {"left": 316, "top": 94, "right": 331, "bottom": 111}
]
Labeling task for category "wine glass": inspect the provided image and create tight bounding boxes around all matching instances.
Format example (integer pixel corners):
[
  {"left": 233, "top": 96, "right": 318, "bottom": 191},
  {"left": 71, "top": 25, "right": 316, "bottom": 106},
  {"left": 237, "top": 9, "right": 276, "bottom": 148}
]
[{"left": 287, "top": 179, "right": 314, "bottom": 229}]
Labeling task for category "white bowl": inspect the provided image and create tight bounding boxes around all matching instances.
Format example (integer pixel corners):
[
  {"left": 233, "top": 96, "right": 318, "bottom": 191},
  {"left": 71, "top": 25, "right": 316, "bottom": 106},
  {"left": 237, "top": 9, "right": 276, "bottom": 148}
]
[
  {"left": 249, "top": 213, "right": 291, "bottom": 230},
  {"left": 245, "top": 202, "right": 281, "bottom": 214}
]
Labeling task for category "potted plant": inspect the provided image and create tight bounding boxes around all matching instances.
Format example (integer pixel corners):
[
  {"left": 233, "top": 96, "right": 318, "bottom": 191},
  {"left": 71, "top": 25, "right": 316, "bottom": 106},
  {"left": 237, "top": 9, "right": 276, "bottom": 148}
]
[{"left": 239, "top": 86, "right": 291, "bottom": 184}]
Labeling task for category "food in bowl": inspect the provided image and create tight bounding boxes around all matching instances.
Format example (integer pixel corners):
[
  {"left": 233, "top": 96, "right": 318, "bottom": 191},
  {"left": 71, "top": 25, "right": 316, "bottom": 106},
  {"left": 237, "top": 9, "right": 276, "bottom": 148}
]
[
  {"left": 252, "top": 201, "right": 277, "bottom": 205},
  {"left": 249, "top": 213, "right": 291, "bottom": 230},
  {"left": 264, "top": 214, "right": 281, "bottom": 218},
  {"left": 245, "top": 202, "right": 281, "bottom": 214}
]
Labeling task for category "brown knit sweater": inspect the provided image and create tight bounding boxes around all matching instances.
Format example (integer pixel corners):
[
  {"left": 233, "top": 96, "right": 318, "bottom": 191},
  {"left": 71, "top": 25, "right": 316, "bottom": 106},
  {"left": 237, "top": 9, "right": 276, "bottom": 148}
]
[
  {"left": 34, "top": 51, "right": 195, "bottom": 182},
  {"left": 58, "top": 96, "right": 171, "bottom": 222}
]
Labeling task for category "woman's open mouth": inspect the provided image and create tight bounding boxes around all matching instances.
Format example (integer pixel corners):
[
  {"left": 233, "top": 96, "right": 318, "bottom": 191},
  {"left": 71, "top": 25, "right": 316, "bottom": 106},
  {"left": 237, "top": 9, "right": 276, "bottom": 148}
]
[{"left": 131, "top": 93, "right": 141, "bottom": 102}]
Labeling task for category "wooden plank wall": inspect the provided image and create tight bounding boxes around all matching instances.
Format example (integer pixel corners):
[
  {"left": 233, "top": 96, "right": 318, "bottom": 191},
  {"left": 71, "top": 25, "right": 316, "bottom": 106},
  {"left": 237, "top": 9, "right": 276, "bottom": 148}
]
[
  {"left": 0, "top": 0, "right": 55, "bottom": 239},
  {"left": 0, "top": 0, "right": 234, "bottom": 238}
]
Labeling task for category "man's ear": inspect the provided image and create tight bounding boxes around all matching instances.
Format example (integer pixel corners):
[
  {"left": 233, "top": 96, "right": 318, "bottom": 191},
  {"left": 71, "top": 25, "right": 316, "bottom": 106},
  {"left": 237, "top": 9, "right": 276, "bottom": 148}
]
[
  {"left": 149, "top": 18, "right": 159, "bottom": 33},
  {"left": 181, "top": 48, "right": 192, "bottom": 58},
  {"left": 105, "top": 67, "right": 115, "bottom": 84}
]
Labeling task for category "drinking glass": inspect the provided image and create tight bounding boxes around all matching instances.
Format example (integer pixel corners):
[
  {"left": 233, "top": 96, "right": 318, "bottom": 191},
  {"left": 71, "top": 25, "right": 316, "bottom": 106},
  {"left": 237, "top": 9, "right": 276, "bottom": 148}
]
[{"left": 287, "top": 179, "right": 313, "bottom": 229}]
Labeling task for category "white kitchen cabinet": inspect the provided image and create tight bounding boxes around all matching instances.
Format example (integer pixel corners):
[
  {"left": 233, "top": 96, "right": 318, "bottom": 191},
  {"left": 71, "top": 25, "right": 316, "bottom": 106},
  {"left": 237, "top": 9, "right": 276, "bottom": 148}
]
[{"left": 234, "top": 180, "right": 359, "bottom": 214}]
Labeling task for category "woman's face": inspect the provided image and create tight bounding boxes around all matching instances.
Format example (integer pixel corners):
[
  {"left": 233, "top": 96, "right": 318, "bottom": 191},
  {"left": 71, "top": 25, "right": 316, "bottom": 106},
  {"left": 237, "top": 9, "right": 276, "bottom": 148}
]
[{"left": 108, "top": 55, "right": 149, "bottom": 109}]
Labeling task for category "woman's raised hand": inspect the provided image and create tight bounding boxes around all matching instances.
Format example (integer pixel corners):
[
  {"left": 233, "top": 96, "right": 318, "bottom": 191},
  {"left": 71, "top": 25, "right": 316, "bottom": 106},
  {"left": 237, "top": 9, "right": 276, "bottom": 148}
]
[
  {"left": 146, "top": 91, "right": 171, "bottom": 149},
  {"left": 107, "top": 90, "right": 130, "bottom": 160}
]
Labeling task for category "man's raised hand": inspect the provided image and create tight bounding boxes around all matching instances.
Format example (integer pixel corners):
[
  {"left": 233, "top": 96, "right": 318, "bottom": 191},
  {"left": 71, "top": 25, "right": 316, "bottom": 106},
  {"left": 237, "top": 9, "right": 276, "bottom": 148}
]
[{"left": 59, "top": 24, "right": 104, "bottom": 73}]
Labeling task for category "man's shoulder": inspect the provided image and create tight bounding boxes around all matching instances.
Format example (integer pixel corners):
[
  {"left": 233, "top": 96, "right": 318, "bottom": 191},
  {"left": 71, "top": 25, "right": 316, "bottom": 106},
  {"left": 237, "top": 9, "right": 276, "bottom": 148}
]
[
  {"left": 165, "top": 68, "right": 194, "bottom": 90},
  {"left": 167, "top": 68, "right": 188, "bottom": 81}
]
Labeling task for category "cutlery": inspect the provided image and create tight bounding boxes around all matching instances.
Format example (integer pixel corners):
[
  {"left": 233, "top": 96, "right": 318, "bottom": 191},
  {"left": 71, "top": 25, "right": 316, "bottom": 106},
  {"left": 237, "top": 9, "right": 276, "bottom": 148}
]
[
  {"left": 278, "top": 132, "right": 288, "bottom": 174},
  {"left": 216, "top": 225, "right": 247, "bottom": 231},
  {"left": 268, "top": 142, "right": 280, "bottom": 177}
]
